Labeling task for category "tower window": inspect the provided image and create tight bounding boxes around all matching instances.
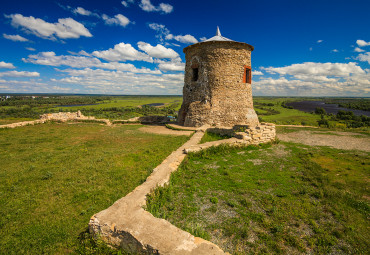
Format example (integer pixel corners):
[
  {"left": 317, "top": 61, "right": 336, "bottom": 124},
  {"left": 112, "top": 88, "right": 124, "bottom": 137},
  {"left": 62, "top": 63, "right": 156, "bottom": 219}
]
[
  {"left": 244, "top": 67, "right": 251, "bottom": 83},
  {"left": 192, "top": 68, "right": 199, "bottom": 81}
]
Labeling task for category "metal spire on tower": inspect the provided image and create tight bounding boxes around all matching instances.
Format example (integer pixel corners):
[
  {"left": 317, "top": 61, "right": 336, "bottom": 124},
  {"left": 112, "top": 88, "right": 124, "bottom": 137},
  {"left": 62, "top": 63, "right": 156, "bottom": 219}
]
[
  {"left": 204, "top": 26, "right": 233, "bottom": 42},
  {"left": 216, "top": 26, "right": 221, "bottom": 36}
]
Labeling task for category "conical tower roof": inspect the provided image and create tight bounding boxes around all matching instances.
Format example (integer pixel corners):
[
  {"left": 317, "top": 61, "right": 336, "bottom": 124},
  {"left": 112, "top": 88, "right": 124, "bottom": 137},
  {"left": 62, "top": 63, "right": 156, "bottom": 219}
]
[{"left": 183, "top": 26, "right": 254, "bottom": 53}]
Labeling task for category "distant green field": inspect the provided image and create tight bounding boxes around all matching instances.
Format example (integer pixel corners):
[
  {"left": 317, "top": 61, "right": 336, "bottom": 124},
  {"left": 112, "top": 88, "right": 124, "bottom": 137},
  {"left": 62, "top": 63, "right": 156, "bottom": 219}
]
[
  {"left": 0, "top": 123, "right": 189, "bottom": 254},
  {"left": 50, "top": 96, "right": 182, "bottom": 110},
  {"left": 254, "top": 97, "right": 321, "bottom": 126},
  {"left": 1, "top": 96, "right": 368, "bottom": 129},
  {"left": 0, "top": 95, "right": 183, "bottom": 122}
]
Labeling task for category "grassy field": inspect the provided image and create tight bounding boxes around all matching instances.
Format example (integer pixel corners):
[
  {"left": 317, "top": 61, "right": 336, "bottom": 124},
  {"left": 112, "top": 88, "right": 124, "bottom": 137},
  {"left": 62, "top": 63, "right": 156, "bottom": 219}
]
[
  {"left": 0, "top": 96, "right": 183, "bottom": 123},
  {"left": 0, "top": 117, "right": 35, "bottom": 125},
  {"left": 0, "top": 122, "right": 189, "bottom": 254},
  {"left": 1, "top": 96, "right": 368, "bottom": 128},
  {"left": 253, "top": 97, "right": 322, "bottom": 126},
  {"left": 146, "top": 142, "right": 370, "bottom": 254},
  {"left": 1, "top": 95, "right": 369, "bottom": 254},
  {"left": 51, "top": 96, "right": 182, "bottom": 110}
]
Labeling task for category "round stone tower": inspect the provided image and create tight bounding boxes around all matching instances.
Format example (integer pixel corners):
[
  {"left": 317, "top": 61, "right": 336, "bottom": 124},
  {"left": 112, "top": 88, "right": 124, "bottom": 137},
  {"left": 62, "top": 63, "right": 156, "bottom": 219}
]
[{"left": 178, "top": 27, "right": 259, "bottom": 127}]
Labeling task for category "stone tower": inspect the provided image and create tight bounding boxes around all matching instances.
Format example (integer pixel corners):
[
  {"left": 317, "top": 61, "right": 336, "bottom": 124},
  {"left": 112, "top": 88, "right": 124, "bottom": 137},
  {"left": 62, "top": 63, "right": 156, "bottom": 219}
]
[{"left": 178, "top": 27, "right": 259, "bottom": 127}]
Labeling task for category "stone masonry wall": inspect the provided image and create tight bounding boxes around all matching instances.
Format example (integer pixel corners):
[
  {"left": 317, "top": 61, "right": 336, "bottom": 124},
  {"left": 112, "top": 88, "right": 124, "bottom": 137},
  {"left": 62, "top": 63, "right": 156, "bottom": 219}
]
[
  {"left": 40, "top": 110, "right": 93, "bottom": 121},
  {"left": 0, "top": 111, "right": 99, "bottom": 129},
  {"left": 179, "top": 41, "right": 259, "bottom": 128},
  {"left": 206, "top": 122, "right": 276, "bottom": 145},
  {"left": 233, "top": 123, "right": 276, "bottom": 144}
]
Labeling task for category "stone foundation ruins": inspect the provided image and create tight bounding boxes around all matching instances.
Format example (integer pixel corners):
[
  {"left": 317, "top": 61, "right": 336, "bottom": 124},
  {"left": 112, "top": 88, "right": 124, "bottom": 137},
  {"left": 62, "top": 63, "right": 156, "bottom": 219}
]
[{"left": 39, "top": 110, "right": 93, "bottom": 121}]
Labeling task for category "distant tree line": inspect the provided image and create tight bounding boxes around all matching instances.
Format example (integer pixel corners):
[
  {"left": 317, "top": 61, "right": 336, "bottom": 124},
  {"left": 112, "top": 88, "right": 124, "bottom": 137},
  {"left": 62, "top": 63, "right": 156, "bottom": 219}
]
[
  {"left": 254, "top": 102, "right": 280, "bottom": 116},
  {"left": 0, "top": 96, "right": 111, "bottom": 107},
  {"left": 324, "top": 99, "right": 370, "bottom": 111},
  {"left": 314, "top": 107, "right": 370, "bottom": 128}
]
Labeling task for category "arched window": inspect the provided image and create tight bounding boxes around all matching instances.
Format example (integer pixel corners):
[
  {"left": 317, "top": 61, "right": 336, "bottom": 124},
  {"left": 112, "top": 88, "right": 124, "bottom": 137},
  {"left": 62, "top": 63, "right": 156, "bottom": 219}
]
[{"left": 243, "top": 66, "right": 251, "bottom": 83}]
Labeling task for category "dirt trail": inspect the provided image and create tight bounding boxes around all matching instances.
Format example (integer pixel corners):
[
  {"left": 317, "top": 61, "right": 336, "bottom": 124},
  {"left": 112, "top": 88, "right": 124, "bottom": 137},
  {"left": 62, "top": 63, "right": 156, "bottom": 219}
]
[
  {"left": 139, "top": 125, "right": 194, "bottom": 136},
  {"left": 277, "top": 130, "right": 370, "bottom": 152}
]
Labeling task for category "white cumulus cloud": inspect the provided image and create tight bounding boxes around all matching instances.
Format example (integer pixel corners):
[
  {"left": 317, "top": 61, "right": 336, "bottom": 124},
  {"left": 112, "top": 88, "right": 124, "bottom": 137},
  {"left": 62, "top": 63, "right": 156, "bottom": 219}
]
[
  {"left": 356, "top": 52, "right": 370, "bottom": 64},
  {"left": 356, "top": 39, "right": 370, "bottom": 47},
  {"left": 254, "top": 62, "right": 369, "bottom": 96},
  {"left": 102, "top": 14, "right": 131, "bottom": 27},
  {"left": 137, "top": 42, "right": 179, "bottom": 59},
  {"left": 51, "top": 68, "right": 183, "bottom": 95},
  {"left": 139, "top": 0, "right": 173, "bottom": 14},
  {"left": 0, "top": 61, "right": 15, "bottom": 69},
  {"left": 166, "top": 34, "right": 198, "bottom": 44},
  {"left": 252, "top": 71, "right": 263, "bottom": 75},
  {"left": 23, "top": 51, "right": 160, "bottom": 74},
  {"left": 263, "top": 62, "right": 364, "bottom": 78},
  {"left": 354, "top": 47, "right": 365, "bottom": 52},
  {"left": 92, "top": 42, "right": 152, "bottom": 62},
  {"left": 121, "top": 0, "right": 135, "bottom": 7},
  {"left": 6, "top": 14, "right": 92, "bottom": 40},
  {"left": 73, "top": 7, "right": 91, "bottom": 16},
  {"left": 157, "top": 61, "right": 184, "bottom": 71},
  {"left": 0, "top": 70, "right": 39, "bottom": 77},
  {"left": 3, "top": 33, "right": 29, "bottom": 42},
  {"left": 148, "top": 23, "right": 198, "bottom": 44},
  {"left": 158, "top": 3, "right": 173, "bottom": 13}
]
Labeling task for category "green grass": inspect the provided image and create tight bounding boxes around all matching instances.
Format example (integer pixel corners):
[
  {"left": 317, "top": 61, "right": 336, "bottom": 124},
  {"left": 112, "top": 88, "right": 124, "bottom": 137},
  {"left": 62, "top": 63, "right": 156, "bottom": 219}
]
[
  {"left": 200, "top": 131, "right": 231, "bottom": 144},
  {"left": 50, "top": 96, "right": 182, "bottom": 111},
  {"left": 146, "top": 142, "right": 370, "bottom": 254},
  {"left": 0, "top": 96, "right": 183, "bottom": 121},
  {"left": 0, "top": 122, "right": 189, "bottom": 254},
  {"left": 0, "top": 117, "right": 36, "bottom": 125}
]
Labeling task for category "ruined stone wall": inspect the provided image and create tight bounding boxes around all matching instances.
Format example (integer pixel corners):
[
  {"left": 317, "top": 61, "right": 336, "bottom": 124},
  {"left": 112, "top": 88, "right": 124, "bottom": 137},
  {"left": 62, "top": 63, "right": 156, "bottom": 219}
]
[
  {"left": 206, "top": 122, "right": 276, "bottom": 145},
  {"left": 40, "top": 110, "right": 92, "bottom": 121},
  {"left": 233, "top": 123, "right": 276, "bottom": 144},
  {"left": 0, "top": 111, "right": 97, "bottom": 129},
  {"left": 179, "top": 41, "right": 259, "bottom": 127}
]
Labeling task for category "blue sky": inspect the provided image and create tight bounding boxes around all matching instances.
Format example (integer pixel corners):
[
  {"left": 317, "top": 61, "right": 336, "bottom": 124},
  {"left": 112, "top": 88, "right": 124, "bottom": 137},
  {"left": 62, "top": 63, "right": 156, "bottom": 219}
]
[{"left": 0, "top": 0, "right": 369, "bottom": 96}]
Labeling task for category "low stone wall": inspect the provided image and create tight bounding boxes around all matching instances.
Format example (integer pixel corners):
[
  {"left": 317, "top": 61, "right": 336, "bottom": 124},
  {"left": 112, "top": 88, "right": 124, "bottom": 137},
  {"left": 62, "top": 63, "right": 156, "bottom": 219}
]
[
  {"left": 0, "top": 119, "right": 47, "bottom": 129},
  {"left": 40, "top": 110, "right": 94, "bottom": 121},
  {"left": 0, "top": 111, "right": 113, "bottom": 128},
  {"left": 234, "top": 123, "right": 276, "bottom": 144},
  {"left": 206, "top": 122, "right": 276, "bottom": 145}
]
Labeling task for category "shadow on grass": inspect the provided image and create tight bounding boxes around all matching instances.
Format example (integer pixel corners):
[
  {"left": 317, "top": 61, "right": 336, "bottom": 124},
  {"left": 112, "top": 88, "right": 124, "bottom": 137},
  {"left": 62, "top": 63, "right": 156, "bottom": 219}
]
[{"left": 75, "top": 228, "right": 127, "bottom": 255}]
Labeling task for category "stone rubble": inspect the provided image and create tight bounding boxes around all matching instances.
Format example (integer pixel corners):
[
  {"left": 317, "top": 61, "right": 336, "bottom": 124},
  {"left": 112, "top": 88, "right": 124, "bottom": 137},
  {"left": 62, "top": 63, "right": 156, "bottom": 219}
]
[
  {"left": 0, "top": 111, "right": 112, "bottom": 128},
  {"left": 184, "top": 123, "right": 276, "bottom": 153}
]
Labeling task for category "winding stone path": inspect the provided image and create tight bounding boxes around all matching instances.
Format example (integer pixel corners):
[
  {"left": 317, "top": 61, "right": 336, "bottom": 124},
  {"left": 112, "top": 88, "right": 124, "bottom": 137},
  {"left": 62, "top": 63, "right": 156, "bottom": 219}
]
[{"left": 89, "top": 130, "right": 228, "bottom": 255}]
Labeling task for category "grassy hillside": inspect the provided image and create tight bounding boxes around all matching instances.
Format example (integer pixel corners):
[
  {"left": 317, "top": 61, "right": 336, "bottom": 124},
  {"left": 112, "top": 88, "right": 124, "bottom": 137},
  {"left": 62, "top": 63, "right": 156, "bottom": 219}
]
[
  {"left": 0, "top": 123, "right": 189, "bottom": 254},
  {"left": 146, "top": 142, "right": 370, "bottom": 254}
]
